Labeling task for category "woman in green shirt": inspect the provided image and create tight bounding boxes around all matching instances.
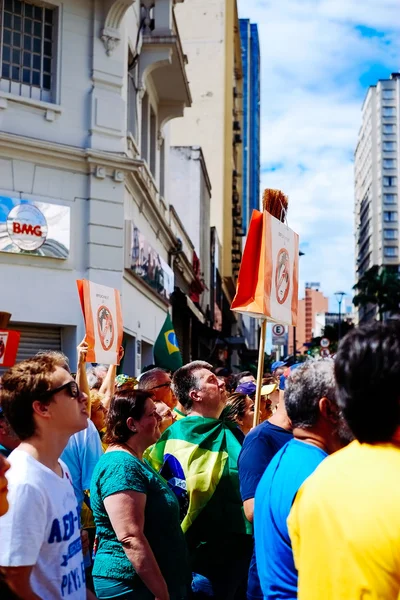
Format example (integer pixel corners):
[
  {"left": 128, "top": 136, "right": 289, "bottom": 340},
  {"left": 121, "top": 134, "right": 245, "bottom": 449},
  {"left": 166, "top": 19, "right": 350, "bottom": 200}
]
[{"left": 90, "top": 389, "right": 190, "bottom": 600}]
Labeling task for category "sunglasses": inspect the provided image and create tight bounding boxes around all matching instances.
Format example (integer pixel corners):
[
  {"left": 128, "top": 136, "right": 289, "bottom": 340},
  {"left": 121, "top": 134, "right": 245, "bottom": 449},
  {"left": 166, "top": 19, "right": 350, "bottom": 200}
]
[
  {"left": 149, "top": 382, "right": 171, "bottom": 391},
  {"left": 41, "top": 380, "right": 80, "bottom": 399}
]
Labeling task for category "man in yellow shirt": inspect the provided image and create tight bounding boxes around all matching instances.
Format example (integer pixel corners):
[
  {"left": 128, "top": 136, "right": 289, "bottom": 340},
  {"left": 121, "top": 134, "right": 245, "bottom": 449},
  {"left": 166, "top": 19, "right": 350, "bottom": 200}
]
[{"left": 288, "top": 321, "right": 400, "bottom": 600}]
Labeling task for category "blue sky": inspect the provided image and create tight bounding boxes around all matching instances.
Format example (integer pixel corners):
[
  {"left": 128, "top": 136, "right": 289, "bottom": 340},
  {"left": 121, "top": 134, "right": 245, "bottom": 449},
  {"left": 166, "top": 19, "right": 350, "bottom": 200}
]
[{"left": 238, "top": 0, "right": 400, "bottom": 310}]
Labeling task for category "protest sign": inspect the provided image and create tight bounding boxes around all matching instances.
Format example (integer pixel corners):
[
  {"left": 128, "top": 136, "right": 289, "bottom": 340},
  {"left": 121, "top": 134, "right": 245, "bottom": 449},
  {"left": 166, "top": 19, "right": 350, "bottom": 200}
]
[
  {"left": 0, "top": 330, "right": 21, "bottom": 367},
  {"left": 77, "top": 279, "right": 123, "bottom": 365}
]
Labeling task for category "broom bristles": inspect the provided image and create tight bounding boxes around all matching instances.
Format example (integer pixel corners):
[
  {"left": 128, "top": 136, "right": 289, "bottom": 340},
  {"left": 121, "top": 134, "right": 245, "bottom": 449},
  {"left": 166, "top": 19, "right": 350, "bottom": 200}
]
[{"left": 262, "top": 189, "right": 288, "bottom": 222}]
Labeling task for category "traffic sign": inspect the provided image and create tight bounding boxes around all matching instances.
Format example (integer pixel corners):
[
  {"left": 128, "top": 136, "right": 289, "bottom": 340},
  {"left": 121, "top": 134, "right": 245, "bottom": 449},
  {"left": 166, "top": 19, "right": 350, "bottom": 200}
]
[
  {"left": 320, "top": 337, "right": 330, "bottom": 349},
  {"left": 320, "top": 348, "right": 330, "bottom": 358},
  {"left": 273, "top": 324, "right": 285, "bottom": 337}
]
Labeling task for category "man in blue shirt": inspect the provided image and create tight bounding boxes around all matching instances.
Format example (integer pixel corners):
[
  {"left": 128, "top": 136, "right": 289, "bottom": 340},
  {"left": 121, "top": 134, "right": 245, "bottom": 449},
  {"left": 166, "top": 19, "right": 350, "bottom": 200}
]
[
  {"left": 254, "top": 360, "right": 353, "bottom": 599},
  {"left": 238, "top": 379, "right": 292, "bottom": 600}
]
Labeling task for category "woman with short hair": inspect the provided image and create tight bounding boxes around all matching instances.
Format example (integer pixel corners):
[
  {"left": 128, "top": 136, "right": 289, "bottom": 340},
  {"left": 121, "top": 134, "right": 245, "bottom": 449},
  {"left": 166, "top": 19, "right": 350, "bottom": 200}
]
[{"left": 90, "top": 389, "right": 190, "bottom": 600}]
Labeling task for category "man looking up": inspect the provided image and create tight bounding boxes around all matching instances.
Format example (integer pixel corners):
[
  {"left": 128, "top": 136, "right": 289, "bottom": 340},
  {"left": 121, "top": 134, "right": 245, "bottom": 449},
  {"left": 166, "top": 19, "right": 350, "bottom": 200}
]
[
  {"left": 255, "top": 359, "right": 352, "bottom": 600},
  {"left": 149, "top": 361, "right": 252, "bottom": 599},
  {"left": 288, "top": 322, "right": 400, "bottom": 600},
  {"left": 0, "top": 355, "right": 95, "bottom": 600}
]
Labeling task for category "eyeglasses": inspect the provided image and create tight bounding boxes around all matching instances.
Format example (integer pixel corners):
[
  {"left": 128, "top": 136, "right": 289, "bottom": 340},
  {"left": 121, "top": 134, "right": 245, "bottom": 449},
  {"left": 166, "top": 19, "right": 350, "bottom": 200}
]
[
  {"left": 41, "top": 380, "right": 80, "bottom": 399},
  {"left": 149, "top": 382, "right": 172, "bottom": 391}
]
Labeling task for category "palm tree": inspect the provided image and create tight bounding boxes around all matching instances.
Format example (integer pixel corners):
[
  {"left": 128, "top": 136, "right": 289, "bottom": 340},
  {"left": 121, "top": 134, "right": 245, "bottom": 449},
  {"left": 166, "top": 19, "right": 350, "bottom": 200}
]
[{"left": 353, "top": 265, "right": 400, "bottom": 321}]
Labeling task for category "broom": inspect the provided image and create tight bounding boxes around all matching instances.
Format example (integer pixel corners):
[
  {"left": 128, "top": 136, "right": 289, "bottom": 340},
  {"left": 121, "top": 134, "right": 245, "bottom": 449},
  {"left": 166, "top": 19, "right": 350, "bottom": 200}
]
[{"left": 253, "top": 189, "right": 288, "bottom": 427}]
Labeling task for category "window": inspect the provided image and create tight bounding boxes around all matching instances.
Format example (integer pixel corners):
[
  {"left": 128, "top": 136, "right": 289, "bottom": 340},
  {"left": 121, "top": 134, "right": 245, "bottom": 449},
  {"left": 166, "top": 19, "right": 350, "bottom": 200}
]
[
  {"left": 384, "top": 211, "right": 397, "bottom": 222},
  {"left": 382, "top": 107, "right": 396, "bottom": 117},
  {"left": 384, "top": 246, "right": 398, "bottom": 257},
  {"left": 141, "top": 92, "right": 149, "bottom": 161},
  {"left": 383, "top": 176, "right": 397, "bottom": 187},
  {"left": 384, "top": 194, "right": 397, "bottom": 204},
  {"left": 383, "top": 141, "right": 396, "bottom": 151},
  {"left": 382, "top": 89, "right": 395, "bottom": 100},
  {"left": 149, "top": 106, "right": 156, "bottom": 177},
  {"left": 383, "top": 159, "right": 396, "bottom": 169},
  {"left": 384, "top": 229, "right": 398, "bottom": 240},
  {"left": 0, "top": 0, "right": 55, "bottom": 102},
  {"left": 127, "top": 49, "right": 138, "bottom": 141},
  {"left": 383, "top": 124, "right": 396, "bottom": 134}
]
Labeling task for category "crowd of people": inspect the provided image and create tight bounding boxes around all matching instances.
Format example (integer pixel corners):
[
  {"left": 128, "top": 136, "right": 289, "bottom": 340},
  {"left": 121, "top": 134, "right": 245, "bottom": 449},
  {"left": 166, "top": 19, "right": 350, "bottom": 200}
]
[{"left": 1, "top": 320, "right": 400, "bottom": 599}]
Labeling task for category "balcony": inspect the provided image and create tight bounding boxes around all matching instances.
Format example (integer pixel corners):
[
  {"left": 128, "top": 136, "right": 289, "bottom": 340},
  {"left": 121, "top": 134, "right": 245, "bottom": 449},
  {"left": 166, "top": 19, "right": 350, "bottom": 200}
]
[{"left": 139, "top": 1, "right": 192, "bottom": 127}]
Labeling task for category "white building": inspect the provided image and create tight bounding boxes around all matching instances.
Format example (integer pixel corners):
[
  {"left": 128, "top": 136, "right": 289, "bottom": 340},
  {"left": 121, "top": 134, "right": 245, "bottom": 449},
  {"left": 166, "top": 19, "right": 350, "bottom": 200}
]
[
  {"left": 354, "top": 73, "right": 400, "bottom": 322},
  {"left": 0, "top": 0, "right": 195, "bottom": 374}
]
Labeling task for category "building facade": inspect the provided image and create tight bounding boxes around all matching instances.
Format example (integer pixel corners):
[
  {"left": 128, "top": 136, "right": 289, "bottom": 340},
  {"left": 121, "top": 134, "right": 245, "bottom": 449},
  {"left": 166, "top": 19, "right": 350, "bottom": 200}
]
[
  {"left": 0, "top": 0, "right": 198, "bottom": 374},
  {"left": 239, "top": 18, "right": 260, "bottom": 352},
  {"left": 170, "top": 0, "right": 245, "bottom": 363},
  {"left": 354, "top": 73, "right": 400, "bottom": 322},
  {"left": 289, "top": 283, "right": 329, "bottom": 354}
]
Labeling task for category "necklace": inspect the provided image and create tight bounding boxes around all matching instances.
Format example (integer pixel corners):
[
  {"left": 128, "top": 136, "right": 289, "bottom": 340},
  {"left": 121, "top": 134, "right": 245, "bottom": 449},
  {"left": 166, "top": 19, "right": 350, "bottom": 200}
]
[{"left": 118, "top": 442, "right": 142, "bottom": 460}]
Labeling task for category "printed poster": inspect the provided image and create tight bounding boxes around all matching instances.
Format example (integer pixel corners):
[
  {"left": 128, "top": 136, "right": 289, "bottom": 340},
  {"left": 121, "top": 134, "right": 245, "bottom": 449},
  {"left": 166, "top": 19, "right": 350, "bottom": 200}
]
[
  {"left": 77, "top": 280, "right": 123, "bottom": 365},
  {"left": 0, "top": 330, "right": 21, "bottom": 367}
]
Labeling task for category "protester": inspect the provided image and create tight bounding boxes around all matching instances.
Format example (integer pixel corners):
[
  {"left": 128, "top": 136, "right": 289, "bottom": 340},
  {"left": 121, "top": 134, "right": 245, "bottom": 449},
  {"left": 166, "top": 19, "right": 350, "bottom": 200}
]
[
  {"left": 288, "top": 322, "right": 400, "bottom": 600},
  {"left": 138, "top": 367, "right": 176, "bottom": 409},
  {"left": 255, "top": 360, "right": 352, "bottom": 599},
  {"left": 238, "top": 376, "right": 292, "bottom": 600},
  {"left": 271, "top": 360, "right": 286, "bottom": 378},
  {"left": 0, "top": 405, "right": 19, "bottom": 457},
  {"left": 225, "top": 392, "right": 255, "bottom": 436},
  {"left": 0, "top": 452, "right": 20, "bottom": 600},
  {"left": 149, "top": 361, "right": 252, "bottom": 599},
  {"left": 260, "top": 376, "right": 279, "bottom": 421},
  {"left": 90, "top": 389, "right": 190, "bottom": 600},
  {"left": 156, "top": 400, "right": 177, "bottom": 434},
  {"left": 0, "top": 355, "right": 94, "bottom": 599}
]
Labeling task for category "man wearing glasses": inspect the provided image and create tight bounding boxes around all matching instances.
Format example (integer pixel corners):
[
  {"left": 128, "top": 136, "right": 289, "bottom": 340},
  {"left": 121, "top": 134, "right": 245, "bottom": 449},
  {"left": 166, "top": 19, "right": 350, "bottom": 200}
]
[
  {"left": 138, "top": 367, "right": 176, "bottom": 408},
  {"left": 0, "top": 354, "right": 96, "bottom": 599}
]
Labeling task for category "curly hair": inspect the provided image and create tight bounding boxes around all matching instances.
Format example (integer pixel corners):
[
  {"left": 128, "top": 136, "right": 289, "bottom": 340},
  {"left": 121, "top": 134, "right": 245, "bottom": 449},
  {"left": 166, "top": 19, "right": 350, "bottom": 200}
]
[
  {"left": 1, "top": 355, "right": 60, "bottom": 440},
  {"left": 104, "top": 389, "right": 154, "bottom": 445}
]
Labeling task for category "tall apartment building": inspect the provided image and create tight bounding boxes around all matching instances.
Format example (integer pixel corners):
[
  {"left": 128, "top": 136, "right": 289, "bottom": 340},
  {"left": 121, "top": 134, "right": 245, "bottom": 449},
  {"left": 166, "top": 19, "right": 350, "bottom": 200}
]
[
  {"left": 354, "top": 73, "right": 400, "bottom": 322},
  {"left": 170, "top": 0, "right": 245, "bottom": 346},
  {"left": 239, "top": 19, "right": 261, "bottom": 351},
  {"left": 289, "top": 283, "right": 329, "bottom": 354}
]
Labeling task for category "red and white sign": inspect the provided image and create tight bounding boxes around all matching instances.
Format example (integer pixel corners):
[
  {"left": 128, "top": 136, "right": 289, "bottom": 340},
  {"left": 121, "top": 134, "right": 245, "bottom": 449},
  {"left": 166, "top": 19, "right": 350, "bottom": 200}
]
[
  {"left": 77, "top": 280, "right": 123, "bottom": 365},
  {"left": 320, "top": 348, "right": 330, "bottom": 358},
  {"left": 0, "top": 330, "right": 21, "bottom": 367}
]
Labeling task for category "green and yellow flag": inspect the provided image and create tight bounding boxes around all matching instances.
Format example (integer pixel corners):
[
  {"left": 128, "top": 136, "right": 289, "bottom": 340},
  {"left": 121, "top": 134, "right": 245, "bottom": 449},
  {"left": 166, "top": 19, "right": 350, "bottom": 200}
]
[
  {"left": 147, "top": 416, "right": 251, "bottom": 536},
  {"left": 153, "top": 313, "right": 183, "bottom": 372}
]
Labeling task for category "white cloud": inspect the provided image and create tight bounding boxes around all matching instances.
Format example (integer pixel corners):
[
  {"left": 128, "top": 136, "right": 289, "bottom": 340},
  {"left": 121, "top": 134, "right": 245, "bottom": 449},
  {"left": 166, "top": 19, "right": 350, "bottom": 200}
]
[{"left": 238, "top": 0, "right": 400, "bottom": 307}]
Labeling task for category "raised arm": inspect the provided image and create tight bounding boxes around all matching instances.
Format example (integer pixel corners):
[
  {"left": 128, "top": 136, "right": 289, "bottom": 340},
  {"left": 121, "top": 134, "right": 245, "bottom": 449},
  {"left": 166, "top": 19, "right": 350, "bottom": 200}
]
[
  {"left": 76, "top": 340, "right": 91, "bottom": 415},
  {"left": 99, "top": 346, "right": 124, "bottom": 410},
  {"left": 104, "top": 490, "right": 169, "bottom": 600}
]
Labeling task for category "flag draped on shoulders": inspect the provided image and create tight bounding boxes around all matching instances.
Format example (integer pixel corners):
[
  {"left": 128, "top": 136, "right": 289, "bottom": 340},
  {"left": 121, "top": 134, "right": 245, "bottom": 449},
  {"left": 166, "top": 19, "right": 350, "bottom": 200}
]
[{"left": 147, "top": 416, "right": 251, "bottom": 536}]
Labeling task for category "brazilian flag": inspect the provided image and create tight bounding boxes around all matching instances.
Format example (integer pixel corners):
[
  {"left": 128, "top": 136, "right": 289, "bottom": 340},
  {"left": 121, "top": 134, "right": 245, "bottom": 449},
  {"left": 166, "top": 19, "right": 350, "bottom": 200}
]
[
  {"left": 147, "top": 416, "right": 251, "bottom": 537},
  {"left": 153, "top": 314, "right": 183, "bottom": 371}
]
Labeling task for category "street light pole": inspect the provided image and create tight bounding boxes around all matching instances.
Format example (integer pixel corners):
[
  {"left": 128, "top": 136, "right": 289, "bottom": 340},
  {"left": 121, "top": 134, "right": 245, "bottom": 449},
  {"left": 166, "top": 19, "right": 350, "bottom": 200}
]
[{"left": 335, "top": 291, "right": 346, "bottom": 342}]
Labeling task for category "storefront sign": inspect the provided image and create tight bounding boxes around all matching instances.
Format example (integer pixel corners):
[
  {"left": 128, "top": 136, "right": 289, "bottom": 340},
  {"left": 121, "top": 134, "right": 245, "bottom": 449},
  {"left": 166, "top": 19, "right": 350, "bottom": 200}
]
[
  {"left": 0, "top": 197, "right": 70, "bottom": 259},
  {"left": 126, "top": 221, "right": 174, "bottom": 301}
]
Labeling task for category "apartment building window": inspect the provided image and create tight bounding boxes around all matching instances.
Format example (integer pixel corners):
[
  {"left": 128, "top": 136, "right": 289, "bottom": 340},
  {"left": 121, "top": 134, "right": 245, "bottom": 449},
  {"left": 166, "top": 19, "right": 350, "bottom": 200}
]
[
  {"left": 382, "top": 89, "right": 395, "bottom": 100},
  {"left": 141, "top": 91, "right": 149, "bottom": 161},
  {"left": 127, "top": 49, "right": 138, "bottom": 142},
  {"left": 149, "top": 106, "right": 156, "bottom": 177},
  {"left": 383, "top": 159, "right": 396, "bottom": 169},
  {"left": 384, "top": 229, "right": 398, "bottom": 240},
  {"left": 0, "top": 0, "right": 56, "bottom": 102},
  {"left": 384, "top": 246, "right": 398, "bottom": 257},
  {"left": 384, "top": 194, "right": 397, "bottom": 204},
  {"left": 382, "top": 107, "right": 396, "bottom": 117},
  {"left": 383, "top": 176, "right": 397, "bottom": 187},
  {"left": 383, "top": 141, "right": 396, "bottom": 151},
  {"left": 383, "top": 124, "right": 396, "bottom": 134},
  {"left": 384, "top": 211, "right": 397, "bottom": 222}
]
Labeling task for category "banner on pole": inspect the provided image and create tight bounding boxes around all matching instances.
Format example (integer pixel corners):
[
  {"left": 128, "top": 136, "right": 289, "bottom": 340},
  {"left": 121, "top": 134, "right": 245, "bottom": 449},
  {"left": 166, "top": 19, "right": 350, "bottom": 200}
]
[
  {"left": 77, "top": 279, "right": 123, "bottom": 365},
  {"left": 0, "top": 330, "right": 21, "bottom": 367},
  {"left": 231, "top": 210, "right": 299, "bottom": 326}
]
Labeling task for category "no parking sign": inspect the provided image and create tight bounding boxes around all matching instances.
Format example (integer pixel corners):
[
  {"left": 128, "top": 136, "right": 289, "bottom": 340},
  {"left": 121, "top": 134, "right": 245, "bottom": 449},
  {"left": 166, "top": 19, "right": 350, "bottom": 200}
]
[{"left": 272, "top": 324, "right": 287, "bottom": 346}]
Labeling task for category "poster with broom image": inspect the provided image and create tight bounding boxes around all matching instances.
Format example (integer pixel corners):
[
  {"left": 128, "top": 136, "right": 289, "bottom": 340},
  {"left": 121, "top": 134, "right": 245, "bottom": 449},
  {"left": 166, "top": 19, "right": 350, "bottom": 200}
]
[{"left": 231, "top": 189, "right": 299, "bottom": 326}]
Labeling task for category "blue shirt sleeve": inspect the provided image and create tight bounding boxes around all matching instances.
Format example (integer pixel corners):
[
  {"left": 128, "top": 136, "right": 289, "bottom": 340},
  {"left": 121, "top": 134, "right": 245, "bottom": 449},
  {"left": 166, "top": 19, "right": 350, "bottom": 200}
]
[{"left": 238, "top": 428, "right": 276, "bottom": 501}]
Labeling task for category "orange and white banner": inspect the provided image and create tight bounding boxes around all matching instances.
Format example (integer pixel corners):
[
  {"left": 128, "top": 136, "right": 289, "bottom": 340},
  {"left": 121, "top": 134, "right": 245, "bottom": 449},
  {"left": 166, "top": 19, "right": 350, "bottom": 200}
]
[
  {"left": 77, "top": 279, "right": 123, "bottom": 365},
  {"left": 0, "top": 330, "right": 21, "bottom": 367},
  {"left": 231, "top": 210, "right": 299, "bottom": 326}
]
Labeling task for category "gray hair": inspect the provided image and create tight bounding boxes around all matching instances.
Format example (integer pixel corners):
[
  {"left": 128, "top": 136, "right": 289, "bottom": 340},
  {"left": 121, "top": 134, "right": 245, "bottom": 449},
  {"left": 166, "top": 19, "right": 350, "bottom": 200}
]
[
  {"left": 172, "top": 361, "right": 213, "bottom": 411},
  {"left": 137, "top": 368, "right": 168, "bottom": 391},
  {"left": 284, "top": 359, "right": 336, "bottom": 429},
  {"left": 86, "top": 364, "right": 108, "bottom": 390}
]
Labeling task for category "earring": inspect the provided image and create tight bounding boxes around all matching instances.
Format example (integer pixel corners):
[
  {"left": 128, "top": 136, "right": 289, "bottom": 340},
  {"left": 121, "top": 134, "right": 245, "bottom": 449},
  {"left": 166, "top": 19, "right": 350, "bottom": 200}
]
[{"left": 131, "top": 427, "right": 137, "bottom": 433}]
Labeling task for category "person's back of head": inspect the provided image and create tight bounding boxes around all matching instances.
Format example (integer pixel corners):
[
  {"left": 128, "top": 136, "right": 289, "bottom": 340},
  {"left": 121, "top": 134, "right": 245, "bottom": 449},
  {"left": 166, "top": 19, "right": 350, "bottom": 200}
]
[
  {"left": 335, "top": 321, "right": 400, "bottom": 444},
  {"left": 285, "top": 359, "right": 351, "bottom": 451},
  {"left": 172, "top": 360, "right": 213, "bottom": 412}
]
